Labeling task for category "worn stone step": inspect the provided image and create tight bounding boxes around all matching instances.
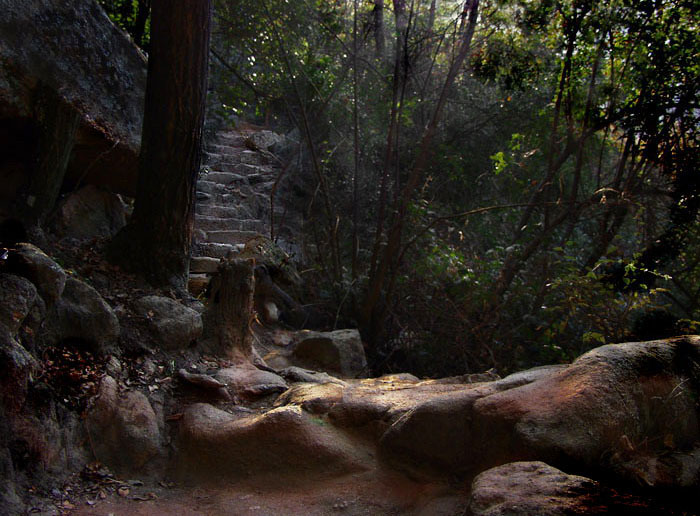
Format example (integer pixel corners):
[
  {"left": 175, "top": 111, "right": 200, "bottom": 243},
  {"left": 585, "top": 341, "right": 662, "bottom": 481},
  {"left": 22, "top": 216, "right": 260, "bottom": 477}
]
[
  {"left": 196, "top": 203, "right": 248, "bottom": 219},
  {"left": 195, "top": 242, "right": 244, "bottom": 259},
  {"left": 195, "top": 215, "right": 266, "bottom": 232},
  {"left": 202, "top": 171, "right": 249, "bottom": 185},
  {"left": 204, "top": 159, "right": 242, "bottom": 174},
  {"left": 217, "top": 134, "right": 245, "bottom": 146},
  {"left": 240, "top": 150, "right": 264, "bottom": 165},
  {"left": 190, "top": 256, "right": 220, "bottom": 274},
  {"left": 209, "top": 143, "right": 244, "bottom": 154},
  {"left": 205, "top": 229, "right": 261, "bottom": 245}
]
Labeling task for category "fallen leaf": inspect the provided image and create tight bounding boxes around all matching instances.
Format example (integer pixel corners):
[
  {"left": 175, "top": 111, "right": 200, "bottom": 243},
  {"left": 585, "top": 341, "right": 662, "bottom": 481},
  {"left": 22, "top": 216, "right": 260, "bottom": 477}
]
[{"left": 118, "top": 486, "right": 130, "bottom": 497}]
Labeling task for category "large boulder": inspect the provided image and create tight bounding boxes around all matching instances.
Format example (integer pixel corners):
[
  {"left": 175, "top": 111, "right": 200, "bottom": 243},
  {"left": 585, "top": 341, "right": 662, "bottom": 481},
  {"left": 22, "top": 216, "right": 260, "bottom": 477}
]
[
  {"left": 0, "top": 328, "right": 37, "bottom": 412},
  {"left": 0, "top": 273, "right": 38, "bottom": 336},
  {"left": 467, "top": 461, "right": 601, "bottom": 516},
  {"left": 216, "top": 364, "right": 287, "bottom": 399},
  {"left": 380, "top": 337, "right": 700, "bottom": 485},
  {"left": 44, "top": 276, "right": 119, "bottom": 353},
  {"left": 0, "top": 0, "right": 146, "bottom": 197},
  {"left": 52, "top": 184, "right": 128, "bottom": 240},
  {"left": 7, "top": 243, "right": 66, "bottom": 305},
  {"left": 174, "top": 402, "right": 369, "bottom": 485},
  {"left": 134, "top": 295, "right": 202, "bottom": 351},
  {"left": 85, "top": 376, "right": 161, "bottom": 475},
  {"left": 291, "top": 329, "right": 368, "bottom": 378}
]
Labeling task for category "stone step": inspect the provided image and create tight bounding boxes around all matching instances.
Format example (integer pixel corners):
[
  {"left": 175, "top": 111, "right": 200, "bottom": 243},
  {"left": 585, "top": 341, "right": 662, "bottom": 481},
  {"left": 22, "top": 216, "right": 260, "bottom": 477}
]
[
  {"left": 195, "top": 215, "right": 266, "bottom": 232},
  {"left": 209, "top": 143, "right": 244, "bottom": 154},
  {"left": 205, "top": 229, "right": 261, "bottom": 245},
  {"left": 190, "top": 256, "right": 220, "bottom": 274},
  {"left": 201, "top": 171, "right": 249, "bottom": 185},
  {"left": 240, "top": 150, "right": 264, "bottom": 165},
  {"left": 204, "top": 159, "right": 242, "bottom": 174},
  {"left": 217, "top": 134, "right": 245, "bottom": 146},
  {"left": 195, "top": 242, "right": 244, "bottom": 259},
  {"left": 196, "top": 203, "right": 250, "bottom": 219}
]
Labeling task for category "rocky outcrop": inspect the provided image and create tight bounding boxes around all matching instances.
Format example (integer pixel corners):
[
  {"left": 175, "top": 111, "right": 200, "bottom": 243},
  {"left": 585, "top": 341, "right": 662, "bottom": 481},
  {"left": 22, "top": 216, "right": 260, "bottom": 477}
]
[
  {"left": 0, "top": 0, "right": 146, "bottom": 211},
  {"left": 264, "top": 329, "right": 369, "bottom": 379},
  {"left": 8, "top": 243, "right": 66, "bottom": 305},
  {"left": 134, "top": 295, "right": 203, "bottom": 351},
  {"left": 174, "top": 402, "right": 369, "bottom": 485},
  {"left": 85, "top": 376, "right": 162, "bottom": 475},
  {"left": 43, "top": 277, "right": 120, "bottom": 353},
  {"left": 466, "top": 461, "right": 601, "bottom": 516},
  {"left": 380, "top": 337, "right": 700, "bottom": 484},
  {"left": 52, "top": 184, "right": 129, "bottom": 240}
]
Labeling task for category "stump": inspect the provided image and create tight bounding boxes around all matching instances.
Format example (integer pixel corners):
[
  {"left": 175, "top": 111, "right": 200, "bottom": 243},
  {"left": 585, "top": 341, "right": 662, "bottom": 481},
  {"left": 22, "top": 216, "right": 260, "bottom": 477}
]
[{"left": 205, "top": 257, "right": 255, "bottom": 361}]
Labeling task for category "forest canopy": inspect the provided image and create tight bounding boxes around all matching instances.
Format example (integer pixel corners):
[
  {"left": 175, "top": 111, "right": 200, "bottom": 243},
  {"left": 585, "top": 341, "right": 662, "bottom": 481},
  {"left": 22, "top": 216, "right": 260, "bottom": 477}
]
[{"left": 103, "top": 0, "right": 700, "bottom": 376}]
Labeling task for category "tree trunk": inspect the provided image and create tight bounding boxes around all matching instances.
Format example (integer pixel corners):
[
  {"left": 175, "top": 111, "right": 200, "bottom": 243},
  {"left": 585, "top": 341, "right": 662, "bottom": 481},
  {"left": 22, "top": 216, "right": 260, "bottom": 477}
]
[
  {"left": 206, "top": 258, "right": 256, "bottom": 361},
  {"left": 373, "top": 0, "right": 385, "bottom": 58},
  {"left": 108, "top": 0, "right": 211, "bottom": 291}
]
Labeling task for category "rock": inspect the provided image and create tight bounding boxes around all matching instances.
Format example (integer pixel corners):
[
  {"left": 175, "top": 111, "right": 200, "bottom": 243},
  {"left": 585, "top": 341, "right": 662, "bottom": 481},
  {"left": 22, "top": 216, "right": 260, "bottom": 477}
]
[
  {"left": 380, "top": 337, "right": 700, "bottom": 481},
  {"left": 472, "top": 338, "right": 700, "bottom": 474},
  {"left": 216, "top": 364, "right": 287, "bottom": 398},
  {"left": 245, "top": 130, "right": 283, "bottom": 151},
  {"left": 8, "top": 243, "right": 66, "bottom": 304},
  {"left": 174, "top": 403, "right": 368, "bottom": 484},
  {"left": 379, "top": 383, "right": 500, "bottom": 472},
  {"left": 292, "top": 329, "right": 368, "bottom": 378},
  {"left": 0, "top": 273, "right": 37, "bottom": 335},
  {"left": 134, "top": 295, "right": 202, "bottom": 351},
  {"left": 278, "top": 366, "right": 347, "bottom": 386},
  {"left": 52, "top": 185, "right": 128, "bottom": 240},
  {"left": 467, "top": 461, "right": 601, "bottom": 516},
  {"left": 0, "top": 0, "right": 146, "bottom": 196},
  {"left": 190, "top": 256, "right": 220, "bottom": 274},
  {"left": 177, "top": 368, "right": 231, "bottom": 402},
  {"left": 274, "top": 382, "right": 346, "bottom": 415},
  {"left": 85, "top": 376, "right": 161, "bottom": 475},
  {"left": 0, "top": 328, "right": 37, "bottom": 412},
  {"left": 44, "top": 276, "right": 119, "bottom": 353}
]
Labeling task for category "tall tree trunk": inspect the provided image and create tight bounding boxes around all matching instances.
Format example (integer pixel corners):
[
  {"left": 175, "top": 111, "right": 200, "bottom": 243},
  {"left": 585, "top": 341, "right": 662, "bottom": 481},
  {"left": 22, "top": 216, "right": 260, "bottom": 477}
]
[
  {"left": 373, "top": 0, "right": 385, "bottom": 58},
  {"left": 108, "top": 0, "right": 211, "bottom": 291}
]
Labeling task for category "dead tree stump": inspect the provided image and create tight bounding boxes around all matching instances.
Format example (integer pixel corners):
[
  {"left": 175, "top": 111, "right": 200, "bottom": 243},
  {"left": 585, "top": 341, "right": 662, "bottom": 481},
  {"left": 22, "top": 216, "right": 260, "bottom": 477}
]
[{"left": 206, "top": 257, "right": 255, "bottom": 361}]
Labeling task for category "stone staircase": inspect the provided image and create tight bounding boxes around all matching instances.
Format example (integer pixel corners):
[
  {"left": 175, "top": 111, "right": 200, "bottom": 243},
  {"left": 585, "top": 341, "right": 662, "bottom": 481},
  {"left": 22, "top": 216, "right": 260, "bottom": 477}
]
[{"left": 188, "top": 128, "right": 286, "bottom": 295}]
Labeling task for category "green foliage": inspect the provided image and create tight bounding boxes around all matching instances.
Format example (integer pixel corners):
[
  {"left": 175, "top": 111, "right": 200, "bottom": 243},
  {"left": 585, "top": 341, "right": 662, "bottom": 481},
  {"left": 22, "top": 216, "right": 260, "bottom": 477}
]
[
  {"left": 97, "top": 0, "right": 151, "bottom": 49},
  {"left": 210, "top": 0, "right": 699, "bottom": 376}
]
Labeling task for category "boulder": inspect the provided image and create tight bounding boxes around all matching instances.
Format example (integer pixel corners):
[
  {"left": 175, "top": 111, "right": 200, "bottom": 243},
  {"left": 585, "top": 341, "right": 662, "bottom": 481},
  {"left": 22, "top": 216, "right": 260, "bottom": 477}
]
[
  {"left": 216, "top": 364, "right": 287, "bottom": 399},
  {"left": 467, "top": 461, "right": 601, "bottom": 516},
  {"left": 292, "top": 329, "right": 368, "bottom": 378},
  {"left": 45, "top": 276, "right": 119, "bottom": 353},
  {"left": 379, "top": 337, "right": 700, "bottom": 482},
  {"left": 85, "top": 376, "right": 161, "bottom": 475},
  {"left": 245, "top": 130, "right": 283, "bottom": 151},
  {"left": 174, "top": 403, "right": 368, "bottom": 485},
  {"left": 0, "top": 273, "right": 37, "bottom": 335},
  {"left": 0, "top": 328, "right": 37, "bottom": 412},
  {"left": 134, "top": 295, "right": 203, "bottom": 351},
  {"left": 8, "top": 243, "right": 66, "bottom": 304},
  {"left": 52, "top": 184, "right": 128, "bottom": 240},
  {"left": 278, "top": 366, "right": 347, "bottom": 386},
  {"left": 274, "top": 382, "right": 347, "bottom": 415},
  {"left": 0, "top": 0, "right": 146, "bottom": 196}
]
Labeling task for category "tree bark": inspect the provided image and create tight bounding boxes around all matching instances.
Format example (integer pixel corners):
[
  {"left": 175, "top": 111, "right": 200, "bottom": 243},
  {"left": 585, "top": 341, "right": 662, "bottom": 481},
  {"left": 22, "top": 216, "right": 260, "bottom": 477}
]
[
  {"left": 108, "top": 0, "right": 211, "bottom": 291},
  {"left": 206, "top": 258, "right": 256, "bottom": 361},
  {"left": 373, "top": 0, "right": 385, "bottom": 58}
]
